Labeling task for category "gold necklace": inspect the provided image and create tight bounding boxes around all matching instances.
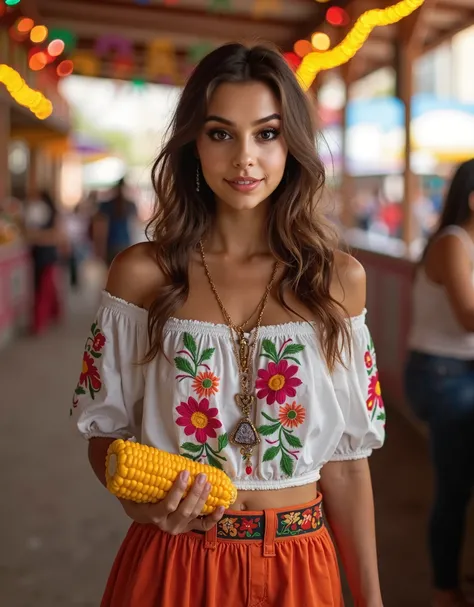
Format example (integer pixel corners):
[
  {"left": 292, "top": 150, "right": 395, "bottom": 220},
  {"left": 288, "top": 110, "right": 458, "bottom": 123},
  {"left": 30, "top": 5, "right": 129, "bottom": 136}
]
[{"left": 199, "top": 241, "right": 280, "bottom": 474}]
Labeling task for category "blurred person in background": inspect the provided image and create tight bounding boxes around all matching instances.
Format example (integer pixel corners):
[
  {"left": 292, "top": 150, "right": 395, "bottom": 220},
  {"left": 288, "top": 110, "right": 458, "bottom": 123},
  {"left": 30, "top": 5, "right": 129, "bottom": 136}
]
[
  {"left": 405, "top": 159, "right": 474, "bottom": 607},
  {"left": 24, "top": 189, "right": 65, "bottom": 335},
  {"left": 71, "top": 43, "right": 385, "bottom": 607},
  {"left": 63, "top": 203, "right": 90, "bottom": 289},
  {"left": 92, "top": 177, "right": 137, "bottom": 266}
]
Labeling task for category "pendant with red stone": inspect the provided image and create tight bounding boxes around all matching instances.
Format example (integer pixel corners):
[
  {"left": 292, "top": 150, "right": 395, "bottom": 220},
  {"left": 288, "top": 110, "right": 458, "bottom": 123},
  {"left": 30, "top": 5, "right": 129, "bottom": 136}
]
[{"left": 245, "top": 465, "right": 253, "bottom": 475}]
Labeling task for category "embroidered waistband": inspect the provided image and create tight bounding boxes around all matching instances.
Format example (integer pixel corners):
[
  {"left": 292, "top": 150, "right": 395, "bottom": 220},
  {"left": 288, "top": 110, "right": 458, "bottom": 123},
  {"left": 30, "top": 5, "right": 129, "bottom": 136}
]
[{"left": 193, "top": 500, "right": 324, "bottom": 541}]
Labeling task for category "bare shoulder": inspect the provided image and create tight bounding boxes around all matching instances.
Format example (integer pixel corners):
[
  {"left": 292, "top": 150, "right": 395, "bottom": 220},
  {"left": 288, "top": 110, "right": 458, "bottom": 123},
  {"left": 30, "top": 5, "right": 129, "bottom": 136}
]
[
  {"left": 105, "top": 242, "right": 166, "bottom": 308},
  {"left": 330, "top": 250, "right": 366, "bottom": 317}
]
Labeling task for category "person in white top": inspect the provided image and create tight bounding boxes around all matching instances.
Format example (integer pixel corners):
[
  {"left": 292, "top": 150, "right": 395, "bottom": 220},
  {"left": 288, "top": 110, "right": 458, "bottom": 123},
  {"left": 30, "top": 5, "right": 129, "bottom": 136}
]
[
  {"left": 406, "top": 158, "right": 474, "bottom": 607},
  {"left": 71, "top": 43, "right": 385, "bottom": 607}
]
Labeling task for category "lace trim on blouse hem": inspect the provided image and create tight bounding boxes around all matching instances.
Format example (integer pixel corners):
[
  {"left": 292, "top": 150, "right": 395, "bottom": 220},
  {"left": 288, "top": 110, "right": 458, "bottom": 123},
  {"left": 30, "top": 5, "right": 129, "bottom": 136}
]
[
  {"left": 101, "top": 291, "right": 367, "bottom": 336},
  {"left": 83, "top": 430, "right": 133, "bottom": 441},
  {"left": 233, "top": 469, "right": 321, "bottom": 491},
  {"left": 329, "top": 449, "right": 373, "bottom": 462}
]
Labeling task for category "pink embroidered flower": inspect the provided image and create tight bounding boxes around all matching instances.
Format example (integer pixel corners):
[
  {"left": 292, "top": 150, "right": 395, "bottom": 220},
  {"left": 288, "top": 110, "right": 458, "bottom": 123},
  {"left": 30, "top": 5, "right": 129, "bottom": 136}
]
[
  {"left": 176, "top": 397, "right": 222, "bottom": 444},
  {"left": 256, "top": 360, "right": 302, "bottom": 405},
  {"left": 79, "top": 352, "right": 101, "bottom": 391},
  {"left": 366, "top": 372, "right": 383, "bottom": 412},
  {"left": 92, "top": 332, "right": 106, "bottom": 352}
]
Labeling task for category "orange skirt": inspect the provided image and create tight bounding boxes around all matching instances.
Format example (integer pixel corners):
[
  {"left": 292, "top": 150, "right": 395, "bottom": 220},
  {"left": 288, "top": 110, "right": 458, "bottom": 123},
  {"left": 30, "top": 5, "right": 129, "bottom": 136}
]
[{"left": 101, "top": 494, "right": 343, "bottom": 607}]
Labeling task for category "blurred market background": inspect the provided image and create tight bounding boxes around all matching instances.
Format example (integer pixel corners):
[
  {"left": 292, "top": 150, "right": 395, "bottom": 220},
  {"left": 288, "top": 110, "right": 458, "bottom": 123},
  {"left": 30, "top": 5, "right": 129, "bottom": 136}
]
[{"left": 1, "top": 0, "right": 474, "bottom": 605}]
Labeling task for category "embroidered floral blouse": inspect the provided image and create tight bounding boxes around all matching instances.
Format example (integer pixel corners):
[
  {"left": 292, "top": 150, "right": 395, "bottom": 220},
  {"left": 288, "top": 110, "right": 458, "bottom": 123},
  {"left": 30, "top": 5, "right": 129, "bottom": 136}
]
[{"left": 72, "top": 292, "right": 386, "bottom": 491}]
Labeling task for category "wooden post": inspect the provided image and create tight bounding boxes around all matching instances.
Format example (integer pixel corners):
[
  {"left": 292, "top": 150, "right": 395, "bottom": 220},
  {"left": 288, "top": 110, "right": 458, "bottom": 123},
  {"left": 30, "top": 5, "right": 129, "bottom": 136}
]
[
  {"left": 397, "top": 0, "right": 435, "bottom": 250},
  {"left": 399, "top": 44, "right": 415, "bottom": 249},
  {"left": 340, "top": 61, "right": 353, "bottom": 229}
]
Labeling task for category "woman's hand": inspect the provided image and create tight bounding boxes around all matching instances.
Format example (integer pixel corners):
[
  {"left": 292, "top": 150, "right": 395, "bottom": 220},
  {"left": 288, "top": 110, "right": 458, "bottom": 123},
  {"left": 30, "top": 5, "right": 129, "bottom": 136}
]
[{"left": 118, "top": 470, "right": 226, "bottom": 535}]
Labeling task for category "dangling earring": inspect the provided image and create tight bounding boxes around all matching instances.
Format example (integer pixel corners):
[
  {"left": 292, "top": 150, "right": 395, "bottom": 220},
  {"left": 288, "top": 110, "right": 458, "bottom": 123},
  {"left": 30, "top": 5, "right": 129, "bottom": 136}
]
[{"left": 196, "top": 163, "right": 200, "bottom": 193}]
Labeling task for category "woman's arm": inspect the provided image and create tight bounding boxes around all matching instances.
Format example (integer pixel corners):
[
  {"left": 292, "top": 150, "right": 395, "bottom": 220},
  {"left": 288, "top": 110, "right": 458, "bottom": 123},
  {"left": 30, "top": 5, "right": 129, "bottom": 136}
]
[
  {"left": 327, "top": 252, "right": 383, "bottom": 605},
  {"left": 320, "top": 459, "right": 382, "bottom": 607}
]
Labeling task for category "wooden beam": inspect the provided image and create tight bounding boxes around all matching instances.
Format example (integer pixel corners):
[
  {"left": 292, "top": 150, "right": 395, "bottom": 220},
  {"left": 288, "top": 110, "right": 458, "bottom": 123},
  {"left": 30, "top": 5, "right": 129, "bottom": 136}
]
[
  {"left": 40, "top": 0, "right": 302, "bottom": 48},
  {"left": 422, "top": 10, "right": 474, "bottom": 54}
]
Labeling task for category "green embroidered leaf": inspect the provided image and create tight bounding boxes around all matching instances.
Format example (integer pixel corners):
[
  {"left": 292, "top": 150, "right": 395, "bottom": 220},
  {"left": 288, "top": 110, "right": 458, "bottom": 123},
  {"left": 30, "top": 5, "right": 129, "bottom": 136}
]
[
  {"left": 199, "top": 347, "right": 215, "bottom": 364},
  {"left": 174, "top": 357, "right": 196, "bottom": 377},
  {"left": 377, "top": 412, "right": 386, "bottom": 421},
  {"left": 75, "top": 386, "right": 86, "bottom": 396},
  {"left": 281, "top": 452, "right": 294, "bottom": 476},
  {"left": 281, "top": 344, "right": 305, "bottom": 358},
  {"left": 207, "top": 451, "right": 224, "bottom": 470},
  {"left": 263, "top": 446, "right": 280, "bottom": 462},
  {"left": 284, "top": 356, "right": 302, "bottom": 365},
  {"left": 283, "top": 431, "right": 303, "bottom": 448},
  {"left": 183, "top": 333, "right": 197, "bottom": 359},
  {"left": 261, "top": 411, "right": 279, "bottom": 423},
  {"left": 257, "top": 423, "right": 281, "bottom": 436},
  {"left": 88, "top": 383, "right": 95, "bottom": 400},
  {"left": 180, "top": 442, "right": 202, "bottom": 453},
  {"left": 218, "top": 433, "right": 229, "bottom": 451},
  {"left": 90, "top": 350, "right": 101, "bottom": 359},
  {"left": 261, "top": 339, "right": 278, "bottom": 361},
  {"left": 91, "top": 321, "right": 97, "bottom": 334}
]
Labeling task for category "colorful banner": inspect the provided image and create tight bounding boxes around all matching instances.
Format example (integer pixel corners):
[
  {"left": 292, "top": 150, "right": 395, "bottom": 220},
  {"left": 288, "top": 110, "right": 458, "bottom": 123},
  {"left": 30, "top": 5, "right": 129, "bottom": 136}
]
[{"left": 146, "top": 38, "right": 179, "bottom": 83}]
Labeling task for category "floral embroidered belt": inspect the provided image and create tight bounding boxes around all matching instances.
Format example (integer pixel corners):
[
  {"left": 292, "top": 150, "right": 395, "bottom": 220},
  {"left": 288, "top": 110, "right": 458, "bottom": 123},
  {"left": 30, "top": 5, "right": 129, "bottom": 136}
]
[{"left": 193, "top": 500, "right": 324, "bottom": 541}]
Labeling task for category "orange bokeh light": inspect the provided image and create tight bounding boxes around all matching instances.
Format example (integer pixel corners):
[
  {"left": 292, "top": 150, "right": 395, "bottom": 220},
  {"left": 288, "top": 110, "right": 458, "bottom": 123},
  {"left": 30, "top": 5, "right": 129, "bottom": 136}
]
[
  {"left": 29, "top": 52, "right": 48, "bottom": 71},
  {"left": 30, "top": 25, "right": 48, "bottom": 44},
  {"left": 57, "top": 60, "right": 74, "bottom": 77},
  {"left": 17, "top": 18, "right": 35, "bottom": 33},
  {"left": 48, "top": 39, "right": 65, "bottom": 57},
  {"left": 293, "top": 40, "right": 314, "bottom": 58}
]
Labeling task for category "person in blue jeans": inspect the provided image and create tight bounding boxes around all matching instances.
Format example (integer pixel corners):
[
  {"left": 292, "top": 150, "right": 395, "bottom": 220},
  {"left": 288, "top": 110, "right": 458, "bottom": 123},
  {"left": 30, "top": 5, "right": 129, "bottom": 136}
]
[{"left": 405, "top": 159, "right": 474, "bottom": 607}]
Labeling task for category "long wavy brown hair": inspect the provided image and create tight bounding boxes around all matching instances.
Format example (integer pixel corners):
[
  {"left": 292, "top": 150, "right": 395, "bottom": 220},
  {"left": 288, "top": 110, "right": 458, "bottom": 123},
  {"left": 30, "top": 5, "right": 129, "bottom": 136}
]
[{"left": 145, "top": 42, "right": 350, "bottom": 370}]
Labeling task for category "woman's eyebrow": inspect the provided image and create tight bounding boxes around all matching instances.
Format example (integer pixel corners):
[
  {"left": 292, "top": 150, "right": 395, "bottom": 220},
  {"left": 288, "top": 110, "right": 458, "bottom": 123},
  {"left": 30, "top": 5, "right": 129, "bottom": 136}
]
[{"left": 204, "top": 113, "right": 282, "bottom": 126}]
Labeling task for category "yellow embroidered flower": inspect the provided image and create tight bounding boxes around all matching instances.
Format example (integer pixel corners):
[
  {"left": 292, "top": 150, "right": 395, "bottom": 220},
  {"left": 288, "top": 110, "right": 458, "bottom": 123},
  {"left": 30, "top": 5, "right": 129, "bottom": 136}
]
[
  {"left": 282, "top": 511, "right": 301, "bottom": 526},
  {"left": 219, "top": 517, "right": 239, "bottom": 537}
]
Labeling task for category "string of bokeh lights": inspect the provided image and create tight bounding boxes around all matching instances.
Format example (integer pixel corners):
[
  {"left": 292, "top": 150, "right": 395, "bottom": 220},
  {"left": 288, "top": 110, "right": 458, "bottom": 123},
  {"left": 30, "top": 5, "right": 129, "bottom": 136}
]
[
  {"left": 0, "top": 0, "right": 76, "bottom": 118},
  {"left": 287, "top": 0, "right": 425, "bottom": 91}
]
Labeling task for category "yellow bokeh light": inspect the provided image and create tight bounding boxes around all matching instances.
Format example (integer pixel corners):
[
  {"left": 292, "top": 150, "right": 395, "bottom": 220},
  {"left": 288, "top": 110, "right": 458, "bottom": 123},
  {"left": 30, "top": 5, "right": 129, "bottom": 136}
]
[
  {"left": 297, "top": 0, "right": 426, "bottom": 90},
  {"left": 30, "top": 25, "right": 48, "bottom": 44},
  {"left": 311, "top": 33, "right": 331, "bottom": 52},
  {"left": 0, "top": 64, "right": 53, "bottom": 119}
]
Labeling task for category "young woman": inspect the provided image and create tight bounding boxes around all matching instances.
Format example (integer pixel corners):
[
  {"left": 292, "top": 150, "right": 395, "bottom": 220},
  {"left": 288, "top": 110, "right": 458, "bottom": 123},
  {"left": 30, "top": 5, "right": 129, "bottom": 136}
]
[
  {"left": 405, "top": 159, "right": 474, "bottom": 607},
  {"left": 72, "top": 43, "right": 386, "bottom": 607}
]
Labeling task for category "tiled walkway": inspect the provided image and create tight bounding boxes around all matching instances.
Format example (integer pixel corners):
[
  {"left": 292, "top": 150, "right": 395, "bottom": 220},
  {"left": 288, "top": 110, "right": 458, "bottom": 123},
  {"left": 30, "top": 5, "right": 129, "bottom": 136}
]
[{"left": 1, "top": 262, "right": 473, "bottom": 606}]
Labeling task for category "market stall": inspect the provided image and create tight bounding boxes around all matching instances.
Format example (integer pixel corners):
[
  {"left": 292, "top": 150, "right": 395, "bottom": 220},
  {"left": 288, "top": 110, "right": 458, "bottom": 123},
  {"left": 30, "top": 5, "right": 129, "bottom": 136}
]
[{"left": 0, "top": 0, "right": 71, "bottom": 349}]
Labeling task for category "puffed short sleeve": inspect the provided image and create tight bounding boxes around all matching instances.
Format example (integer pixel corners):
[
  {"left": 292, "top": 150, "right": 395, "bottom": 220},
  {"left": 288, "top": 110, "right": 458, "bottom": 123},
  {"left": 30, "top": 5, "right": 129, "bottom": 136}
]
[
  {"left": 330, "top": 311, "right": 386, "bottom": 461},
  {"left": 71, "top": 292, "right": 148, "bottom": 441}
]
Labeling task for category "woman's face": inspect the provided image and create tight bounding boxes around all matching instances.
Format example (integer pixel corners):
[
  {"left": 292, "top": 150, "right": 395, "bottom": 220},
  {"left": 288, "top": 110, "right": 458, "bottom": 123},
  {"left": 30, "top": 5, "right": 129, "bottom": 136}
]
[{"left": 196, "top": 81, "right": 288, "bottom": 212}]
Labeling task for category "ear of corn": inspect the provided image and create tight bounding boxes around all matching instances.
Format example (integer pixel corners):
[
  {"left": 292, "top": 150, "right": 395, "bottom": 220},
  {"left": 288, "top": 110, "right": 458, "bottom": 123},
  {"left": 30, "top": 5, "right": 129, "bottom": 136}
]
[{"left": 106, "top": 439, "right": 238, "bottom": 515}]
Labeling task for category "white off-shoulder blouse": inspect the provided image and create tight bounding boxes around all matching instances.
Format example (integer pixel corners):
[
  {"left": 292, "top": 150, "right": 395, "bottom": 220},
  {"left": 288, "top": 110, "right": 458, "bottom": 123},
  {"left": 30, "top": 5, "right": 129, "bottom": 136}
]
[{"left": 72, "top": 292, "right": 386, "bottom": 491}]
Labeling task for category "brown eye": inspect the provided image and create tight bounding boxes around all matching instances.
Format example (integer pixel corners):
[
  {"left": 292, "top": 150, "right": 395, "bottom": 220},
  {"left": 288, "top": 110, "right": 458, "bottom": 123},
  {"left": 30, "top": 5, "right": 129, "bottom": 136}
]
[
  {"left": 208, "top": 129, "right": 231, "bottom": 141},
  {"left": 258, "top": 128, "right": 280, "bottom": 142}
]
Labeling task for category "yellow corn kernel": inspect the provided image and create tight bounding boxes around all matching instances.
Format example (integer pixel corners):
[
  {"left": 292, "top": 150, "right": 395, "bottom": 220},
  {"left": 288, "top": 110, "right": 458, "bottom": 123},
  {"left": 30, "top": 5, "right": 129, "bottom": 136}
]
[{"left": 106, "top": 439, "right": 237, "bottom": 514}]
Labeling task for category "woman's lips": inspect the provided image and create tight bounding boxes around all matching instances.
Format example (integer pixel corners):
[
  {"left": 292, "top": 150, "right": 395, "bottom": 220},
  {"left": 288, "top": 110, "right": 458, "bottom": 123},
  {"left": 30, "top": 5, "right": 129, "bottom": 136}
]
[{"left": 225, "top": 178, "right": 263, "bottom": 193}]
